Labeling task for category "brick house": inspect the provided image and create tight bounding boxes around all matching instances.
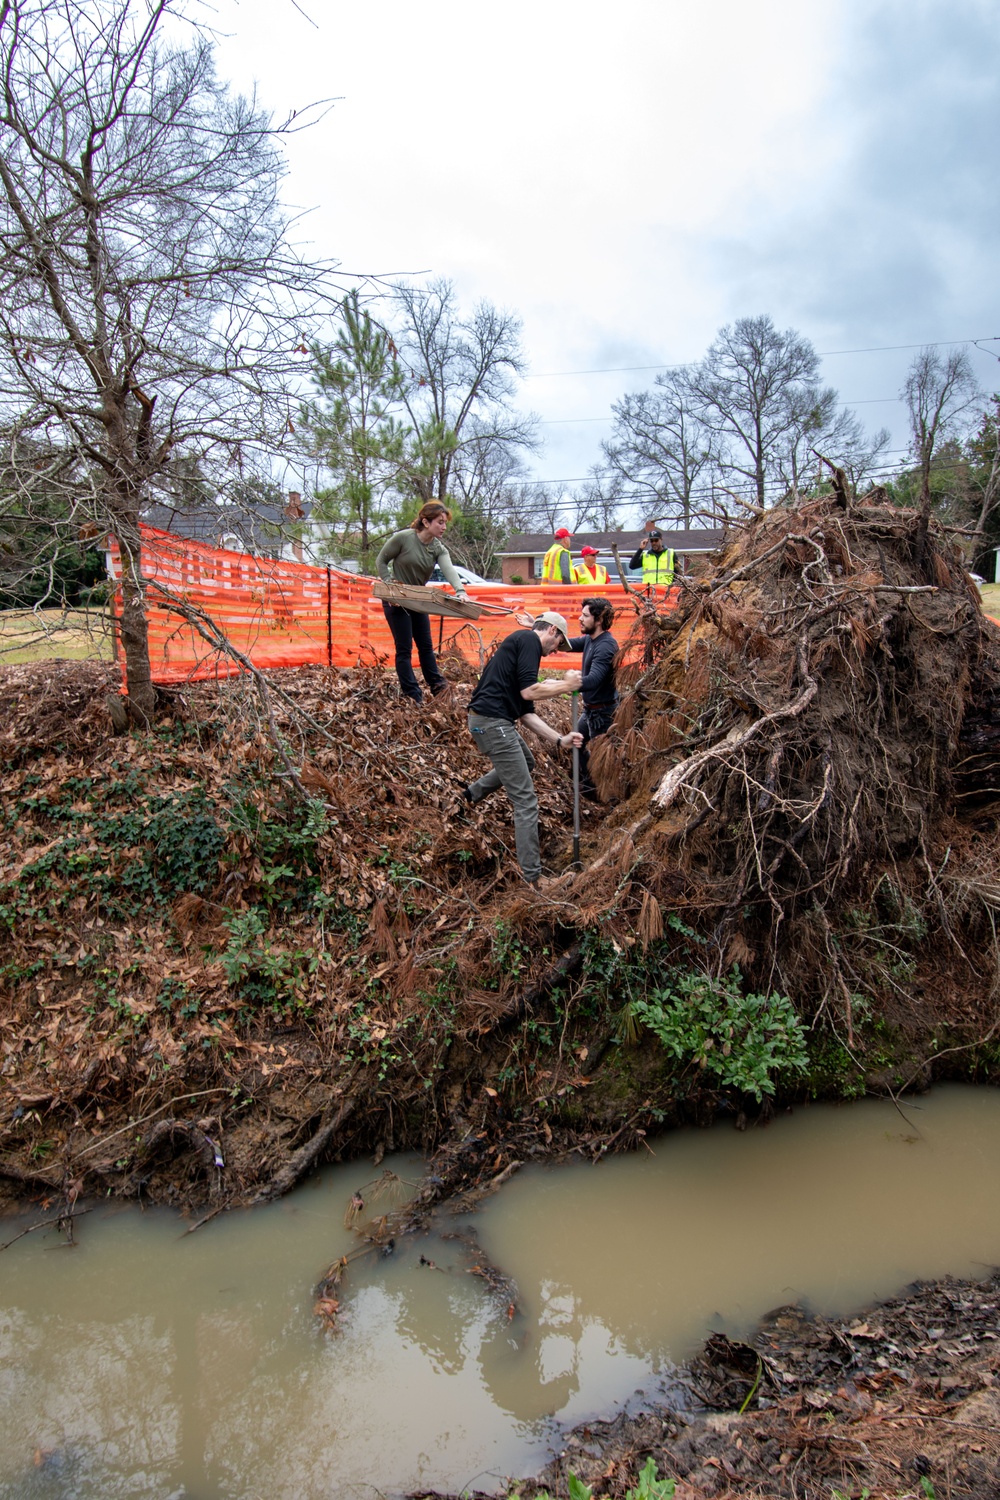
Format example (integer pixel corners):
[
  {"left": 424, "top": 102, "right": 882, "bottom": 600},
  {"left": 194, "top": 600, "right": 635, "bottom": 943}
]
[{"left": 496, "top": 522, "right": 726, "bottom": 585}]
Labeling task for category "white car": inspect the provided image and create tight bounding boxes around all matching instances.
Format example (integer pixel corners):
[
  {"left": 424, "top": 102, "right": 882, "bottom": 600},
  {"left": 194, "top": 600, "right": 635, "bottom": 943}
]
[{"left": 427, "top": 563, "right": 506, "bottom": 589}]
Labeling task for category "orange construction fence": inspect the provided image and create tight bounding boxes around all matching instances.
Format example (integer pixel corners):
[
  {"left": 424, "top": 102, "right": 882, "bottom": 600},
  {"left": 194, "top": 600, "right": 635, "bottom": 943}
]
[{"left": 109, "top": 526, "right": 676, "bottom": 685}]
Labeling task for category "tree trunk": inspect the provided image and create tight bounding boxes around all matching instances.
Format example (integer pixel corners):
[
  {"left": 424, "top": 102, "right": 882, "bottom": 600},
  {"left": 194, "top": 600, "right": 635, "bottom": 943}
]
[{"left": 114, "top": 521, "right": 155, "bottom": 726}]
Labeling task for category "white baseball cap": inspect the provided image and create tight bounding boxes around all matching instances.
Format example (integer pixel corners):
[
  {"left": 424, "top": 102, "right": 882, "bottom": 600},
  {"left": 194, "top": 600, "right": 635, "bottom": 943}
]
[{"left": 535, "top": 610, "right": 571, "bottom": 647}]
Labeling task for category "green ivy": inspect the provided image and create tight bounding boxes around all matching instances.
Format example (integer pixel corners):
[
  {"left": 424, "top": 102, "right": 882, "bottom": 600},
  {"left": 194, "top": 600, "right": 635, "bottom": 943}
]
[
  {"left": 2, "top": 777, "right": 224, "bottom": 925},
  {"left": 220, "top": 905, "right": 320, "bottom": 1016}
]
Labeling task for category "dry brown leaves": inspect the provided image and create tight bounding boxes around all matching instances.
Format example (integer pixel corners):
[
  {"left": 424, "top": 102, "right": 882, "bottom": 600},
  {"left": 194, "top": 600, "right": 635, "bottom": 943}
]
[{"left": 0, "top": 660, "right": 592, "bottom": 1189}]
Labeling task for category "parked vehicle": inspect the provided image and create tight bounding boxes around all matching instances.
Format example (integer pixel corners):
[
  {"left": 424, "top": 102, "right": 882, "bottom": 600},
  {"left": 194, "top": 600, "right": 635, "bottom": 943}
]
[{"left": 427, "top": 563, "right": 506, "bottom": 589}]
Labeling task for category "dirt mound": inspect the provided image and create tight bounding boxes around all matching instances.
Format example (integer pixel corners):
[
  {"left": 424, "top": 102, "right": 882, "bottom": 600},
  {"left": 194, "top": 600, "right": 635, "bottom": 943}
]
[
  {"left": 0, "top": 659, "right": 612, "bottom": 1208},
  {"left": 554, "top": 490, "right": 1000, "bottom": 1057}
]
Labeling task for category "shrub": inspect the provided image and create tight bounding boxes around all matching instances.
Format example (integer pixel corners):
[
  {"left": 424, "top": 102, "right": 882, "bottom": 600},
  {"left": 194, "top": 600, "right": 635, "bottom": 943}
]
[{"left": 633, "top": 966, "right": 809, "bottom": 1101}]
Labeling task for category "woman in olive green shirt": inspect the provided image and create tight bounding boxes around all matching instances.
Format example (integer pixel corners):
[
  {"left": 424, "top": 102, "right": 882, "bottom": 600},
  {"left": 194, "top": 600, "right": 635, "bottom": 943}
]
[{"left": 375, "top": 502, "right": 468, "bottom": 702}]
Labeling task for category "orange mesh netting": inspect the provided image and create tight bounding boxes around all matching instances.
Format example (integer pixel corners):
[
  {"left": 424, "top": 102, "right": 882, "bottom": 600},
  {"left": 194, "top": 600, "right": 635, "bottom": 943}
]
[{"left": 109, "top": 527, "right": 676, "bottom": 684}]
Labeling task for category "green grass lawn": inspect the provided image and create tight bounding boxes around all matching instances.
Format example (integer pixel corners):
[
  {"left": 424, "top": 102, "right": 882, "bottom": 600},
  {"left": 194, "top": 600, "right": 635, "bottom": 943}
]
[
  {"left": 979, "top": 584, "right": 1000, "bottom": 618},
  {"left": 0, "top": 607, "right": 114, "bottom": 664}
]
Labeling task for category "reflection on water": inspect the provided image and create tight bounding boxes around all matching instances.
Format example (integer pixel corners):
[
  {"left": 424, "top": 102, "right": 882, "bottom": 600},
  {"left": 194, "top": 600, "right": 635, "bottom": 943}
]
[{"left": 2, "top": 1085, "right": 1000, "bottom": 1497}]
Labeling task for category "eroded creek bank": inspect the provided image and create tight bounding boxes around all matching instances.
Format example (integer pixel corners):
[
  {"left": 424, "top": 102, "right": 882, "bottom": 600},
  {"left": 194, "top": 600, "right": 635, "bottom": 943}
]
[
  {"left": 4, "top": 1087, "right": 1000, "bottom": 1500},
  {"left": 9, "top": 494, "right": 1000, "bottom": 1213}
]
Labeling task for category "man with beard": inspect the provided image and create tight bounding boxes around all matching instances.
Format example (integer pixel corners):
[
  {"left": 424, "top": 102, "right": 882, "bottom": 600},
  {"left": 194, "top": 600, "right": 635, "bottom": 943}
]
[{"left": 566, "top": 597, "right": 618, "bottom": 802}]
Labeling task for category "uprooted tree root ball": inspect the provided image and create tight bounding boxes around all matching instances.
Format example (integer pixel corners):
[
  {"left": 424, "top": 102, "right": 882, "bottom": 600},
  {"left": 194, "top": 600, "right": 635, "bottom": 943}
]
[
  {"left": 3, "top": 489, "right": 1000, "bottom": 1219},
  {"left": 581, "top": 488, "right": 1000, "bottom": 1074}
]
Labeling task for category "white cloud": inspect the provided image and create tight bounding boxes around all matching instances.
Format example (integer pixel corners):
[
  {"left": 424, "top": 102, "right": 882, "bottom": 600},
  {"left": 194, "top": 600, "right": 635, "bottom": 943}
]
[{"left": 200, "top": 0, "right": 999, "bottom": 479}]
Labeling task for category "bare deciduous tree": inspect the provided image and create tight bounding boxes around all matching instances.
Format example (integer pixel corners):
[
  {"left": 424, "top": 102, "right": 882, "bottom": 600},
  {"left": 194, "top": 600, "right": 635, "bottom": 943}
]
[
  {"left": 0, "top": 0, "right": 339, "bottom": 720},
  {"left": 446, "top": 423, "right": 534, "bottom": 576},
  {"left": 602, "top": 367, "right": 717, "bottom": 525},
  {"left": 776, "top": 396, "right": 890, "bottom": 506},
  {"left": 596, "top": 317, "right": 888, "bottom": 524},
  {"left": 391, "top": 279, "right": 537, "bottom": 508},
  {"left": 903, "top": 346, "right": 981, "bottom": 519},
  {"left": 688, "top": 315, "right": 825, "bottom": 509}
]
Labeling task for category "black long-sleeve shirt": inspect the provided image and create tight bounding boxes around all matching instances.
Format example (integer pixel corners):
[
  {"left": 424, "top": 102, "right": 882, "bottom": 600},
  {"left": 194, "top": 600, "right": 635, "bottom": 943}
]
[
  {"left": 567, "top": 630, "right": 618, "bottom": 708},
  {"left": 469, "top": 630, "right": 544, "bottom": 721}
]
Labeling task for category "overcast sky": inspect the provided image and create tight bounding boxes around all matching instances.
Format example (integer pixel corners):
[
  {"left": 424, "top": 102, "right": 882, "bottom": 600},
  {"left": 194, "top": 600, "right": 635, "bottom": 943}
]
[{"left": 206, "top": 0, "right": 1000, "bottom": 509}]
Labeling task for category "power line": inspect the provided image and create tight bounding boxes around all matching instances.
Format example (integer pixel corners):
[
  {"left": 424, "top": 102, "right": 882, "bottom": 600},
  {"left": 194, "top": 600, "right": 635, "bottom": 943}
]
[
  {"left": 524, "top": 335, "right": 1000, "bottom": 381},
  {"left": 538, "top": 394, "right": 907, "bottom": 425},
  {"left": 491, "top": 446, "right": 957, "bottom": 505}
]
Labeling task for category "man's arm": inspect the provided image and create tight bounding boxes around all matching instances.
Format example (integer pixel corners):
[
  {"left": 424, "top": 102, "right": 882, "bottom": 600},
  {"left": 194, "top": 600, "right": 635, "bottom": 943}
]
[
  {"left": 520, "top": 711, "right": 583, "bottom": 750},
  {"left": 567, "top": 635, "right": 586, "bottom": 655},
  {"left": 628, "top": 545, "right": 645, "bottom": 570},
  {"left": 560, "top": 550, "right": 572, "bottom": 583},
  {"left": 521, "top": 670, "right": 582, "bottom": 701}
]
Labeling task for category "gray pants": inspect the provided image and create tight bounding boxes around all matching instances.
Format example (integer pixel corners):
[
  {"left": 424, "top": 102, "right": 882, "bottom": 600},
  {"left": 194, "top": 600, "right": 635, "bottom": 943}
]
[{"left": 468, "top": 713, "right": 540, "bottom": 882}]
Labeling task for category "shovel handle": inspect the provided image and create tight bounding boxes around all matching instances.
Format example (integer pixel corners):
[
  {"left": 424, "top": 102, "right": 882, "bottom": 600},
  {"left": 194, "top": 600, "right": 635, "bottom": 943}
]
[{"left": 571, "top": 691, "right": 581, "bottom": 868}]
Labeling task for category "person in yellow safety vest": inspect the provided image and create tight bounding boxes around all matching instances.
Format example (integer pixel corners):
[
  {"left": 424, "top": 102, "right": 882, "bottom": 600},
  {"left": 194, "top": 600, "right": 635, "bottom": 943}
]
[
  {"left": 628, "top": 528, "right": 675, "bottom": 586},
  {"left": 541, "top": 527, "right": 575, "bottom": 584},
  {"left": 574, "top": 545, "right": 608, "bottom": 585}
]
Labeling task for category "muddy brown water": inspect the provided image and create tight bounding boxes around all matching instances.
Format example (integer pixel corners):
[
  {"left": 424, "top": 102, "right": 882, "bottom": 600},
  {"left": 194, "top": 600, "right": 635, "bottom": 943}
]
[{"left": 3, "top": 1084, "right": 1000, "bottom": 1499}]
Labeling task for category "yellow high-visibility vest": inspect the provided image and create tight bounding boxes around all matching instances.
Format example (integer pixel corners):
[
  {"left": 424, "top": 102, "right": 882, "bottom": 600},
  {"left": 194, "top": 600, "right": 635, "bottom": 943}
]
[
  {"left": 641, "top": 548, "right": 675, "bottom": 586},
  {"left": 574, "top": 562, "right": 608, "bottom": 585},
  {"left": 541, "top": 542, "right": 573, "bottom": 583}
]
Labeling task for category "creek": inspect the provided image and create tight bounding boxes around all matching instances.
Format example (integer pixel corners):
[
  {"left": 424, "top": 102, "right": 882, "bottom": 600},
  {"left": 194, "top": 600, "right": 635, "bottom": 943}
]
[{"left": 3, "top": 1084, "right": 1000, "bottom": 1499}]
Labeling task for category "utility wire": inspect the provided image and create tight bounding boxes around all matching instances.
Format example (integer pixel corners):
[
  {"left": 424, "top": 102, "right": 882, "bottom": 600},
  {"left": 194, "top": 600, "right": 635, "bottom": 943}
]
[
  {"left": 525, "top": 335, "right": 1000, "bottom": 380},
  {"left": 538, "top": 395, "right": 907, "bottom": 425},
  {"left": 488, "top": 452, "right": 976, "bottom": 514}
]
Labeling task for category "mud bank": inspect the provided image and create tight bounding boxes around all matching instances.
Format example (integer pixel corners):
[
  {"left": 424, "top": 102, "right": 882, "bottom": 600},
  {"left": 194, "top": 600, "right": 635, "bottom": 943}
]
[
  {"left": 422, "top": 1272, "right": 1000, "bottom": 1500},
  {"left": 5, "top": 493, "right": 1000, "bottom": 1217}
]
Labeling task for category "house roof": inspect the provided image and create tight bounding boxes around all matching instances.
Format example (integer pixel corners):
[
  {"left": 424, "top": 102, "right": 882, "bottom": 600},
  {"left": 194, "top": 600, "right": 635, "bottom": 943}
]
[
  {"left": 142, "top": 499, "right": 312, "bottom": 554},
  {"left": 499, "top": 527, "right": 725, "bottom": 556}
]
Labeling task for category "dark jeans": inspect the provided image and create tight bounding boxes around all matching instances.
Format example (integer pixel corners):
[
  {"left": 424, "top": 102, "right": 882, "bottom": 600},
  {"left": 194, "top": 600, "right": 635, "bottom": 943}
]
[
  {"left": 381, "top": 602, "right": 447, "bottom": 703},
  {"left": 578, "top": 702, "right": 616, "bottom": 799}
]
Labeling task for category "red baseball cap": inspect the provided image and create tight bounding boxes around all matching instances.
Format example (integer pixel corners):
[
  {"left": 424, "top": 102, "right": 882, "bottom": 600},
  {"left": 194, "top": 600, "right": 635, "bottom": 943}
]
[
  {"left": 580, "top": 545, "right": 599, "bottom": 556},
  {"left": 554, "top": 527, "right": 572, "bottom": 540}
]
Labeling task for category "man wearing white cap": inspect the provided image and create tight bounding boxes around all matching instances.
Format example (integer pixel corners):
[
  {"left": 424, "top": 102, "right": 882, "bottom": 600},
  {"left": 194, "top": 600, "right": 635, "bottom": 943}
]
[{"left": 466, "top": 613, "right": 583, "bottom": 886}]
